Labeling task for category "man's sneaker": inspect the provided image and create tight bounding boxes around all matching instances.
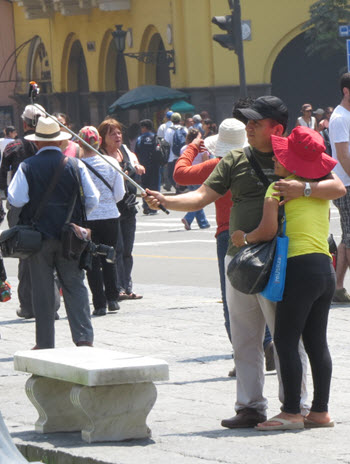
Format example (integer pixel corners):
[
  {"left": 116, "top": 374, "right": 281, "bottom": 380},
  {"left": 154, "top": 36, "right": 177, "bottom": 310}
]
[
  {"left": 221, "top": 408, "right": 267, "bottom": 429},
  {"left": 332, "top": 288, "right": 350, "bottom": 304},
  {"left": 181, "top": 218, "right": 191, "bottom": 230}
]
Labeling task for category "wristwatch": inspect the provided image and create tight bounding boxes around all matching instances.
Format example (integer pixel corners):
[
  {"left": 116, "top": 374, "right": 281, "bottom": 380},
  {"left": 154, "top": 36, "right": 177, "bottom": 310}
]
[
  {"left": 304, "top": 182, "right": 311, "bottom": 197},
  {"left": 243, "top": 233, "right": 249, "bottom": 245}
]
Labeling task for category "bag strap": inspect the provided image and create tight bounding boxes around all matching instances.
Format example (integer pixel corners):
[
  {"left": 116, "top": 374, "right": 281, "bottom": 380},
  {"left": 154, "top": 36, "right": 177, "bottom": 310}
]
[
  {"left": 244, "top": 146, "right": 270, "bottom": 189},
  {"left": 65, "top": 158, "right": 87, "bottom": 224},
  {"left": 81, "top": 159, "right": 113, "bottom": 192},
  {"left": 32, "top": 156, "right": 68, "bottom": 224},
  {"left": 244, "top": 146, "right": 286, "bottom": 234}
]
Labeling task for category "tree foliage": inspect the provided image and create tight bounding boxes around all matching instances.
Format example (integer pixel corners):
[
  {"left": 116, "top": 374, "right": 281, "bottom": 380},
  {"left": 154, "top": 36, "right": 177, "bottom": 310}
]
[{"left": 303, "top": 0, "right": 350, "bottom": 58}]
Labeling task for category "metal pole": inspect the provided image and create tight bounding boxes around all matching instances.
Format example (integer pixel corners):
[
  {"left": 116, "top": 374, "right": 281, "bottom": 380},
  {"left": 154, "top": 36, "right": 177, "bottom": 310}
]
[
  {"left": 232, "top": 0, "right": 247, "bottom": 98},
  {"left": 28, "top": 83, "right": 170, "bottom": 214}
]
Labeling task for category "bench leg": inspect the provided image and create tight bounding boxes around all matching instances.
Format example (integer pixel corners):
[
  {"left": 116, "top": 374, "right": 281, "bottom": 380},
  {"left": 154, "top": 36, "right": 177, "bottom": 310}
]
[
  {"left": 25, "top": 375, "right": 86, "bottom": 433},
  {"left": 70, "top": 382, "right": 157, "bottom": 442}
]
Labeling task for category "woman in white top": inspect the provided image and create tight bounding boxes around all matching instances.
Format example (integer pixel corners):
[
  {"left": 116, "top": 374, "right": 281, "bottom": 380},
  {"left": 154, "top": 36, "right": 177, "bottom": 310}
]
[
  {"left": 98, "top": 119, "right": 145, "bottom": 301},
  {"left": 79, "top": 126, "right": 125, "bottom": 316},
  {"left": 296, "top": 103, "right": 317, "bottom": 130}
]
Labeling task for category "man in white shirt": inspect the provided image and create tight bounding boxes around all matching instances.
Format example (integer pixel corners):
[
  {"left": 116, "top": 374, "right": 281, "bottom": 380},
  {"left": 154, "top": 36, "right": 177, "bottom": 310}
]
[
  {"left": 164, "top": 112, "right": 187, "bottom": 191},
  {"left": 329, "top": 72, "right": 350, "bottom": 303},
  {"left": 157, "top": 111, "right": 173, "bottom": 138}
]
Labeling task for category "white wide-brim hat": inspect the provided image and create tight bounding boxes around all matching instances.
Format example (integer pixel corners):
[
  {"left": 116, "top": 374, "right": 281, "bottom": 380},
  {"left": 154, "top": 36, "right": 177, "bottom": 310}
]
[
  {"left": 206, "top": 118, "right": 247, "bottom": 158},
  {"left": 204, "top": 134, "right": 217, "bottom": 156},
  {"left": 25, "top": 116, "right": 71, "bottom": 142}
]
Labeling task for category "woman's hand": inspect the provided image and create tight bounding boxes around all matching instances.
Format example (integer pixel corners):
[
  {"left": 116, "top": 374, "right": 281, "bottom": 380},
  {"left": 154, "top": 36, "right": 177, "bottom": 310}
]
[{"left": 231, "top": 230, "right": 246, "bottom": 247}]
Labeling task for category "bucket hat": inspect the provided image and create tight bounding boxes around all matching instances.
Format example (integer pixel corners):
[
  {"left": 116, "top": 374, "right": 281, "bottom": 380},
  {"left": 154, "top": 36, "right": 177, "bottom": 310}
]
[
  {"left": 238, "top": 96, "right": 288, "bottom": 130},
  {"left": 204, "top": 118, "right": 247, "bottom": 158},
  {"left": 271, "top": 126, "right": 337, "bottom": 179},
  {"left": 25, "top": 116, "right": 71, "bottom": 142}
]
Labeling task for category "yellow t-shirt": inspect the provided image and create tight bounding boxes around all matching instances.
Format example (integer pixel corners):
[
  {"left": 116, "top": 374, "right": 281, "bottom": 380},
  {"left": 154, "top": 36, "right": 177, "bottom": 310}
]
[{"left": 265, "top": 176, "right": 331, "bottom": 259}]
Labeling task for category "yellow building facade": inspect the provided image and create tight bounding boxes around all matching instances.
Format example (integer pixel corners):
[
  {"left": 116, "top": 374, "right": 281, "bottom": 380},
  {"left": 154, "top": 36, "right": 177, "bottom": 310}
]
[{"left": 9, "top": 0, "right": 347, "bottom": 129}]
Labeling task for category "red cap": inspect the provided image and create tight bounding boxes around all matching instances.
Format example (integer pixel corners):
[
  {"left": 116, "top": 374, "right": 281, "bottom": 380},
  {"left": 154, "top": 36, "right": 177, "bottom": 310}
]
[{"left": 271, "top": 126, "right": 337, "bottom": 179}]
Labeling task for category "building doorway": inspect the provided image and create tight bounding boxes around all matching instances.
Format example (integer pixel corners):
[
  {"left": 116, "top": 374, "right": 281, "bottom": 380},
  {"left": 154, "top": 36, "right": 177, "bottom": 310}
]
[{"left": 271, "top": 31, "right": 346, "bottom": 131}]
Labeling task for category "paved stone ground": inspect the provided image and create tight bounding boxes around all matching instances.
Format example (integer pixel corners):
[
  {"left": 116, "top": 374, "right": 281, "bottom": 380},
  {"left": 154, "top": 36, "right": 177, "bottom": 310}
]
[{"left": 0, "top": 273, "right": 350, "bottom": 463}]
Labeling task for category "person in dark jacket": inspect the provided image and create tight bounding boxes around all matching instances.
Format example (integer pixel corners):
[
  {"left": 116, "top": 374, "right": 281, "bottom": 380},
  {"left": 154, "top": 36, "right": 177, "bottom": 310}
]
[
  {"left": 0, "top": 104, "right": 46, "bottom": 319},
  {"left": 8, "top": 116, "right": 100, "bottom": 349},
  {"left": 135, "top": 119, "right": 161, "bottom": 215}
]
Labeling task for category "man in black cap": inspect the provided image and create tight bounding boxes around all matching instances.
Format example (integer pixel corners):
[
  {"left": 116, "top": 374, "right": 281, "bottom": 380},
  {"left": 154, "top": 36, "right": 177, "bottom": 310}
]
[{"left": 143, "top": 96, "right": 345, "bottom": 428}]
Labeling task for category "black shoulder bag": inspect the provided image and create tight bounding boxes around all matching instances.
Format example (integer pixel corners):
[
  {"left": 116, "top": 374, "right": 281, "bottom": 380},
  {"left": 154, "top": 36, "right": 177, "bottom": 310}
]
[
  {"left": 0, "top": 158, "right": 68, "bottom": 259},
  {"left": 226, "top": 147, "right": 285, "bottom": 294},
  {"left": 61, "top": 158, "right": 91, "bottom": 261},
  {"left": 117, "top": 145, "right": 138, "bottom": 214}
]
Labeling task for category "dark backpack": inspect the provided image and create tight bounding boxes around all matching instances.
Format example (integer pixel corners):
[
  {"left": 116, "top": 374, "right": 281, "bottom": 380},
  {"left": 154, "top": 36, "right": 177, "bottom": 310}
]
[
  {"left": 172, "top": 127, "right": 187, "bottom": 156},
  {"left": 155, "top": 136, "right": 170, "bottom": 166}
]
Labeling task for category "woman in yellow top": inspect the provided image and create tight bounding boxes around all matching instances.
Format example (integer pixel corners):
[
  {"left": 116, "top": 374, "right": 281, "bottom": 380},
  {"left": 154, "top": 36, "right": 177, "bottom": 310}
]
[{"left": 232, "top": 126, "right": 345, "bottom": 431}]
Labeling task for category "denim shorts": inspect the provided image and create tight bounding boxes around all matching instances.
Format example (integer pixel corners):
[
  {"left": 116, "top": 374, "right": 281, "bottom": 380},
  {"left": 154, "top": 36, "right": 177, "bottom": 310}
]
[{"left": 333, "top": 185, "right": 350, "bottom": 247}]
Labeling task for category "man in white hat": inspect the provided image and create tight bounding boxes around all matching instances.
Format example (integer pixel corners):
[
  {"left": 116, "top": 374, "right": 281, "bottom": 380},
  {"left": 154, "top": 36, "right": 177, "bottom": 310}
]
[
  {"left": 0, "top": 104, "right": 46, "bottom": 320},
  {"left": 8, "top": 116, "right": 100, "bottom": 349}
]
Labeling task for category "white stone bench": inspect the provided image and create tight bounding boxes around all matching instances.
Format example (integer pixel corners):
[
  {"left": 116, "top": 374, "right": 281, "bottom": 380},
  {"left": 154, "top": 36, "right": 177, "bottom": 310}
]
[
  {"left": 14, "top": 347, "right": 169, "bottom": 443},
  {"left": 0, "top": 412, "right": 41, "bottom": 463}
]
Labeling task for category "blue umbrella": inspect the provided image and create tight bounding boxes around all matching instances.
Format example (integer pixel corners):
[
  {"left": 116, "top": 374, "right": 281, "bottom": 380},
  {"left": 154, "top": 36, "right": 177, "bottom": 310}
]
[{"left": 108, "top": 85, "right": 189, "bottom": 113}]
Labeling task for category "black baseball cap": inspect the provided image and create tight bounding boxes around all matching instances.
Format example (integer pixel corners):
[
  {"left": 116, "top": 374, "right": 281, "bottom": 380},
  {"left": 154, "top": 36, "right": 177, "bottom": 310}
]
[{"left": 237, "top": 96, "right": 288, "bottom": 130}]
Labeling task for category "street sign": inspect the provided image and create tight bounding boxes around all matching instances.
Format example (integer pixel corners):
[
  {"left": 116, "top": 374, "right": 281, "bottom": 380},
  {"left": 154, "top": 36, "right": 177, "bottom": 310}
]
[
  {"left": 339, "top": 25, "right": 350, "bottom": 37},
  {"left": 347, "top": 39, "right": 350, "bottom": 72}
]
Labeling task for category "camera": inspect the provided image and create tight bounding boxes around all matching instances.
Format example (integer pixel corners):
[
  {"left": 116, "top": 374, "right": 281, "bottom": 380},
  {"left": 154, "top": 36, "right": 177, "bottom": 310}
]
[{"left": 79, "top": 240, "right": 116, "bottom": 270}]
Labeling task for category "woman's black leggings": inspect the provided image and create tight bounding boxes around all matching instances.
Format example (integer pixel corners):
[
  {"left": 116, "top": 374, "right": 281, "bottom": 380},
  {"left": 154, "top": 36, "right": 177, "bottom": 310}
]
[{"left": 274, "top": 253, "right": 335, "bottom": 414}]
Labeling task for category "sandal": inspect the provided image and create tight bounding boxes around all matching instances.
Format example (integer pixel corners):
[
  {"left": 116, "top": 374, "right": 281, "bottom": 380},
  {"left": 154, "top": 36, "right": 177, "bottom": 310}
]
[
  {"left": 118, "top": 292, "right": 143, "bottom": 301},
  {"left": 255, "top": 415, "right": 304, "bottom": 431}
]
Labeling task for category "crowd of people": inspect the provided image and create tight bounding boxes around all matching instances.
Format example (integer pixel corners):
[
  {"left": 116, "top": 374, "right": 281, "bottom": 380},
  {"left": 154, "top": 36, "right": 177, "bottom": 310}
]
[{"left": 1, "top": 73, "right": 350, "bottom": 432}]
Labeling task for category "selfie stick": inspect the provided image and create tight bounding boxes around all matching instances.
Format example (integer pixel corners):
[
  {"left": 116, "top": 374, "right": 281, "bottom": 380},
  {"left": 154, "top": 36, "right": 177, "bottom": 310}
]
[{"left": 28, "top": 81, "right": 170, "bottom": 215}]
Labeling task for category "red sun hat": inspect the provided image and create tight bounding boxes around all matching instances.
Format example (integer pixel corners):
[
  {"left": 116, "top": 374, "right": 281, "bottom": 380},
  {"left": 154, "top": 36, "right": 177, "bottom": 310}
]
[{"left": 270, "top": 126, "right": 337, "bottom": 179}]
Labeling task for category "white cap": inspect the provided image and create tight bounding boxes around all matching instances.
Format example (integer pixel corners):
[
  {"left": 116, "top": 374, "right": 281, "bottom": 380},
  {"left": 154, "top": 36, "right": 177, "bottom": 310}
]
[{"left": 21, "top": 104, "right": 46, "bottom": 126}]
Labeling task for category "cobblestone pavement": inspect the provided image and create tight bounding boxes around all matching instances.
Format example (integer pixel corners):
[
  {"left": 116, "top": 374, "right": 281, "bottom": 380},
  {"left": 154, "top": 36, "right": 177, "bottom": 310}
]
[{"left": 0, "top": 276, "right": 350, "bottom": 463}]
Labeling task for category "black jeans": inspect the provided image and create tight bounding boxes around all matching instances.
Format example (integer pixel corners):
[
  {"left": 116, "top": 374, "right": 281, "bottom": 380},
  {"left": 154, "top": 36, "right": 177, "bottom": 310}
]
[
  {"left": 116, "top": 212, "right": 136, "bottom": 294},
  {"left": 86, "top": 218, "right": 119, "bottom": 310},
  {"left": 274, "top": 253, "right": 335, "bottom": 414}
]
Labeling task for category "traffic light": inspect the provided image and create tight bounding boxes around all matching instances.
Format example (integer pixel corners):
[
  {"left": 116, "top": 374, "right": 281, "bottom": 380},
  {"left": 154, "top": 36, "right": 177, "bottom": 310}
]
[{"left": 212, "top": 15, "right": 236, "bottom": 51}]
